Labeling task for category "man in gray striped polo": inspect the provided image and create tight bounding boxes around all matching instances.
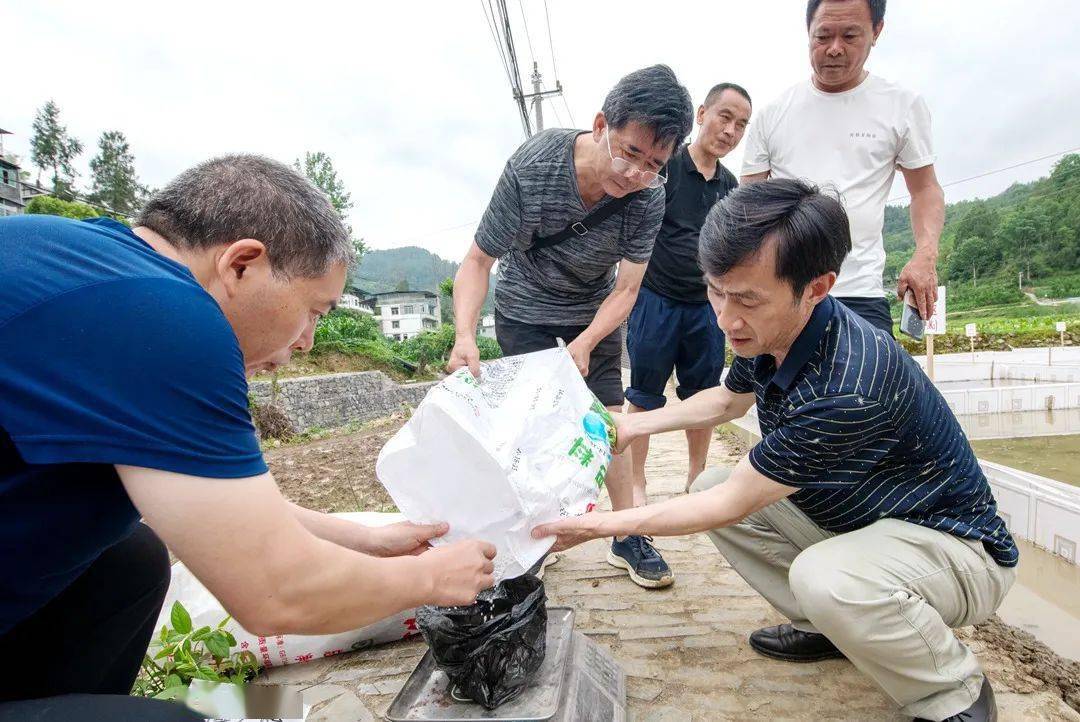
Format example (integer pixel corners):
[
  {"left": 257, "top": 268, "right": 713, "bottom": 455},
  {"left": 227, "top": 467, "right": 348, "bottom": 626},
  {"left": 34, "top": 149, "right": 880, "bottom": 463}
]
[
  {"left": 534, "top": 179, "right": 1016, "bottom": 722},
  {"left": 448, "top": 65, "right": 694, "bottom": 588}
]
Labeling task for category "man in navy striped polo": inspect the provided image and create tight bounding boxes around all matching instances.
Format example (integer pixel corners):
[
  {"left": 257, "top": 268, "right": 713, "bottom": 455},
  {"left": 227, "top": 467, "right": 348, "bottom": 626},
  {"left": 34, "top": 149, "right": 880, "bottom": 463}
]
[{"left": 533, "top": 178, "right": 1016, "bottom": 722}]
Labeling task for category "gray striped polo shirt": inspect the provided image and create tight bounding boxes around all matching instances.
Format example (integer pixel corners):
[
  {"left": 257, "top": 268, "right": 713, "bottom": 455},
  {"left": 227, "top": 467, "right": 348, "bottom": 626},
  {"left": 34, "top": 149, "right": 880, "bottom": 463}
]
[
  {"left": 726, "top": 296, "right": 1017, "bottom": 567},
  {"left": 475, "top": 128, "right": 665, "bottom": 326}
]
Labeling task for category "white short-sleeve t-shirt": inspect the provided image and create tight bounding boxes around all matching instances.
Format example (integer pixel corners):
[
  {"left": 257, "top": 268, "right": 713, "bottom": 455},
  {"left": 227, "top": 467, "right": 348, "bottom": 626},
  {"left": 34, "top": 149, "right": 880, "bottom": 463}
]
[{"left": 741, "top": 74, "right": 935, "bottom": 298}]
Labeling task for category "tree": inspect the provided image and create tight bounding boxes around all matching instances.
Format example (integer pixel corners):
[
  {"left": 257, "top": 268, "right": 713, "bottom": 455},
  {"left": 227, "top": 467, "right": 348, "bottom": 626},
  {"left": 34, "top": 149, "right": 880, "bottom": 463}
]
[
  {"left": 294, "top": 151, "right": 365, "bottom": 261},
  {"left": 395, "top": 279, "right": 411, "bottom": 292},
  {"left": 997, "top": 207, "right": 1050, "bottom": 281},
  {"left": 30, "top": 100, "right": 83, "bottom": 198},
  {"left": 1050, "top": 153, "right": 1080, "bottom": 190},
  {"left": 946, "top": 235, "right": 1001, "bottom": 286},
  {"left": 438, "top": 277, "right": 455, "bottom": 323},
  {"left": 952, "top": 202, "right": 998, "bottom": 245},
  {"left": 88, "top": 130, "right": 146, "bottom": 216},
  {"left": 295, "top": 151, "right": 351, "bottom": 219}
]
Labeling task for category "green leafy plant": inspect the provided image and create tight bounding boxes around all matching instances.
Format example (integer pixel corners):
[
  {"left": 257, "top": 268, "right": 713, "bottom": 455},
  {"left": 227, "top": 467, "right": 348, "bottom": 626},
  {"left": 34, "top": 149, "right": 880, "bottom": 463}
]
[
  {"left": 396, "top": 324, "right": 502, "bottom": 369},
  {"left": 25, "top": 194, "right": 102, "bottom": 220},
  {"left": 132, "top": 601, "right": 261, "bottom": 700}
]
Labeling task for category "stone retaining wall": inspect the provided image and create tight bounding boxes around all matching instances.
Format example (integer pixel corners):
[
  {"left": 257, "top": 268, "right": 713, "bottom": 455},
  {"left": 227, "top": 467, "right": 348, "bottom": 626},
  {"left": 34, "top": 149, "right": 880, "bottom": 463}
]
[{"left": 249, "top": 371, "right": 436, "bottom": 431}]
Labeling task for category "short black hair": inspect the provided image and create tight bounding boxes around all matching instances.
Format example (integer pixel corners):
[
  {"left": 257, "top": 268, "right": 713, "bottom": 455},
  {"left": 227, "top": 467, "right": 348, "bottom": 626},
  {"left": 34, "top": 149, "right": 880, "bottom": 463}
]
[
  {"left": 703, "top": 83, "right": 752, "bottom": 108},
  {"left": 699, "top": 178, "right": 851, "bottom": 296},
  {"left": 601, "top": 64, "right": 694, "bottom": 154},
  {"left": 806, "top": 0, "right": 886, "bottom": 28}
]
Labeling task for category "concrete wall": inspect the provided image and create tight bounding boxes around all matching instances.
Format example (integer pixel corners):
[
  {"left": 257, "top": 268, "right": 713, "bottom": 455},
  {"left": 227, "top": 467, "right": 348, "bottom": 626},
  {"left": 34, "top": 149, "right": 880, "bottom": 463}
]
[
  {"left": 984, "top": 461, "right": 1080, "bottom": 565},
  {"left": 249, "top": 371, "right": 436, "bottom": 431}
]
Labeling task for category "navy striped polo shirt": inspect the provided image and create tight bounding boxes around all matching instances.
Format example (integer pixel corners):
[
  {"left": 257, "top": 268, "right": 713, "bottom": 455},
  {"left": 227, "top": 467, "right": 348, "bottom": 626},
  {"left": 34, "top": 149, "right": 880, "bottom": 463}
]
[{"left": 726, "top": 296, "right": 1017, "bottom": 567}]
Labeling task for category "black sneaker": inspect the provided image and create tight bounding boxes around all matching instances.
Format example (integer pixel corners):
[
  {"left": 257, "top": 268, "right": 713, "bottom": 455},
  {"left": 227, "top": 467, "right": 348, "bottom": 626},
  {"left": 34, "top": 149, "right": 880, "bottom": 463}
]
[{"left": 607, "top": 535, "right": 674, "bottom": 588}]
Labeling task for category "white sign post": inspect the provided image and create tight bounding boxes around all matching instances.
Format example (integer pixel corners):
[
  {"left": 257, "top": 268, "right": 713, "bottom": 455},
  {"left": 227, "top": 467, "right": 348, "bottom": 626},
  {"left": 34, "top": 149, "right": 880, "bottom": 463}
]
[
  {"left": 965, "top": 322, "right": 977, "bottom": 362},
  {"left": 923, "top": 286, "right": 947, "bottom": 381},
  {"left": 1053, "top": 321, "right": 1067, "bottom": 365}
]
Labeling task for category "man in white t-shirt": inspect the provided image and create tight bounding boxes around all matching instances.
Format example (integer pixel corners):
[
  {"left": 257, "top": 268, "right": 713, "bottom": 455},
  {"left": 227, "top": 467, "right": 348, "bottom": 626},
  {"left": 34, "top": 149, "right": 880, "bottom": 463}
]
[{"left": 741, "top": 0, "right": 945, "bottom": 330}]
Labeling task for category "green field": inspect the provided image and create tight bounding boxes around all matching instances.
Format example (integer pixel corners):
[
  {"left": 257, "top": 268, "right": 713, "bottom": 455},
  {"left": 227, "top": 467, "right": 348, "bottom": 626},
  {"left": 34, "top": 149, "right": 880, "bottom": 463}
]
[{"left": 892, "top": 297, "right": 1079, "bottom": 355}]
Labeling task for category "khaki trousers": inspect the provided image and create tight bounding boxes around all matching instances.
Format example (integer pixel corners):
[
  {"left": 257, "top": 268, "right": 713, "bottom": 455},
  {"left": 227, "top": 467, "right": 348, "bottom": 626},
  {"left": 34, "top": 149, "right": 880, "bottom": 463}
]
[{"left": 691, "top": 468, "right": 1016, "bottom": 721}]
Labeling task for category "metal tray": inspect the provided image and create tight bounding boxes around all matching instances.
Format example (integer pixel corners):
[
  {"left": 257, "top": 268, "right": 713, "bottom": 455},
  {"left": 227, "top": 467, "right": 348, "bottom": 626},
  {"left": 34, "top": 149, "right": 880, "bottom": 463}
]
[{"left": 384, "top": 607, "right": 575, "bottom": 721}]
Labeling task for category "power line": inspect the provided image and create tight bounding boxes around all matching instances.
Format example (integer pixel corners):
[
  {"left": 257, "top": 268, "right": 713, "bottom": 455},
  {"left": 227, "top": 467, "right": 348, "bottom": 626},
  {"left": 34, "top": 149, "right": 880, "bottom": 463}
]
[
  {"left": 495, "top": 0, "right": 533, "bottom": 136},
  {"left": 481, "top": 0, "right": 566, "bottom": 137},
  {"left": 549, "top": 96, "right": 565, "bottom": 127},
  {"left": 516, "top": 0, "right": 536, "bottom": 70},
  {"left": 981, "top": 179, "right": 1080, "bottom": 213},
  {"left": 543, "top": 0, "right": 559, "bottom": 81},
  {"left": 543, "top": 0, "right": 575, "bottom": 127},
  {"left": 889, "top": 144, "right": 1080, "bottom": 203},
  {"left": 561, "top": 95, "right": 576, "bottom": 128},
  {"left": 479, "top": 0, "right": 513, "bottom": 88}
]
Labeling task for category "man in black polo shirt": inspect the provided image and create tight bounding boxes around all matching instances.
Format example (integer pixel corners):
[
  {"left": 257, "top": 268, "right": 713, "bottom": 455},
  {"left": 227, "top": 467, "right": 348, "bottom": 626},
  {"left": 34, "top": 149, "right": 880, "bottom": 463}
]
[
  {"left": 625, "top": 84, "right": 752, "bottom": 568},
  {"left": 535, "top": 179, "right": 1015, "bottom": 722}
]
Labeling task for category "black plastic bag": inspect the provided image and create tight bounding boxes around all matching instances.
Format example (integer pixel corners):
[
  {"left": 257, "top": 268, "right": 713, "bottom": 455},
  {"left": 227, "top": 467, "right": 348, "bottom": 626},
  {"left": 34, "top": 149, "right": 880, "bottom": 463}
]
[{"left": 417, "top": 574, "right": 548, "bottom": 710}]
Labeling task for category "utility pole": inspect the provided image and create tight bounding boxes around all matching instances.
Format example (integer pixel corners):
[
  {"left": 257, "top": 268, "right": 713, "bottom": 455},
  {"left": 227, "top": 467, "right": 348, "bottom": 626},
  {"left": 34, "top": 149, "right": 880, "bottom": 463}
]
[
  {"left": 490, "top": 0, "right": 565, "bottom": 138},
  {"left": 522, "top": 61, "right": 563, "bottom": 134},
  {"left": 531, "top": 62, "right": 544, "bottom": 132}
]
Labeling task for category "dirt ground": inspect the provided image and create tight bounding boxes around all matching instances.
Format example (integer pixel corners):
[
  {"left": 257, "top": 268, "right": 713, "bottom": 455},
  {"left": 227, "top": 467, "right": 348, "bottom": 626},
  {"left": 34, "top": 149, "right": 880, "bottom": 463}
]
[
  {"left": 265, "top": 419, "right": 1080, "bottom": 717},
  {"left": 265, "top": 415, "right": 406, "bottom": 514},
  {"left": 970, "top": 617, "right": 1080, "bottom": 711}
]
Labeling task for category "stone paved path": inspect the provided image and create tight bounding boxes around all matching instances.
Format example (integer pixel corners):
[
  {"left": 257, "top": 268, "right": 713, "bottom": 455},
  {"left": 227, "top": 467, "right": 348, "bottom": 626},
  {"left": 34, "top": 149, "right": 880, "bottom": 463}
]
[{"left": 263, "top": 428, "right": 1079, "bottom": 721}]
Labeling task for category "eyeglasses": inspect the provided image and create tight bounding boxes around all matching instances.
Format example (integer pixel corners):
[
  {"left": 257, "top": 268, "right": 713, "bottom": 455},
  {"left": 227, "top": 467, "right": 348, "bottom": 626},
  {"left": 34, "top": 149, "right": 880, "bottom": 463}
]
[{"left": 604, "top": 129, "right": 666, "bottom": 189}]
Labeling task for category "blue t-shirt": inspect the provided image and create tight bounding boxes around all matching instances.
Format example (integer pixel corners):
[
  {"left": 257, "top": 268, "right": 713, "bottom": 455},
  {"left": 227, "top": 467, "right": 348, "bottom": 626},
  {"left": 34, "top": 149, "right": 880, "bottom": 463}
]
[
  {"left": 0, "top": 215, "right": 268, "bottom": 634},
  {"left": 725, "top": 296, "right": 1017, "bottom": 567}
]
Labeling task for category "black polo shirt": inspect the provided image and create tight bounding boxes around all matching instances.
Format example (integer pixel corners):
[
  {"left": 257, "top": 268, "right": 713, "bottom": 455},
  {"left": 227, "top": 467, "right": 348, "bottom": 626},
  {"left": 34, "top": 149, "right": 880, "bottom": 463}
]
[
  {"left": 641, "top": 144, "right": 738, "bottom": 303},
  {"left": 726, "top": 297, "right": 1017, "bottom": 567}
]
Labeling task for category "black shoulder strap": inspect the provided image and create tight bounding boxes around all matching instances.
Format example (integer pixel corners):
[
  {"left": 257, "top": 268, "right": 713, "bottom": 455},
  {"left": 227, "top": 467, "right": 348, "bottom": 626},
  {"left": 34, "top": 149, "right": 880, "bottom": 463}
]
[{"left": 529, "top": 192, "right": 638, "bottom": 252}]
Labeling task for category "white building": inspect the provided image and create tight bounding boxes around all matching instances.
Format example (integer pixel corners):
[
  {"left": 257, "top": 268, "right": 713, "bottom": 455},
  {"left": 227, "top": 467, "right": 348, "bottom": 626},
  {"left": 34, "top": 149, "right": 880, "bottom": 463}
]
[
  {"left": 338, "top": 293, "right": 374, "bottom": 314},
  {"left": 373, "top": 290, "right": 441, "bottom": 341},
  {"left": 479, "top": 314, "right": 497, "bottom": 339}
]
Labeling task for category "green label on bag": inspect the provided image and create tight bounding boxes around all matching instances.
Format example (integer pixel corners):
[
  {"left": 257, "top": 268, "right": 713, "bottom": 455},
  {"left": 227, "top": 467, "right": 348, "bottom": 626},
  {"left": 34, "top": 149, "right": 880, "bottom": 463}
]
[{"left": 588, "top": 396, "right": 618, "bottom": 449}]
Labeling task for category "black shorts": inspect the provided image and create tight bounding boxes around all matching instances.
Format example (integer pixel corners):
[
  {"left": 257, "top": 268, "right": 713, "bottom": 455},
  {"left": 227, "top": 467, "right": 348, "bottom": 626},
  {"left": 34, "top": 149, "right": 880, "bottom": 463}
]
[
  {"left": 835, "top": 296, "right": 894, "bottom": 337},
  {"left": 494, "top": 310, "right": 624, "bottom": 407}
]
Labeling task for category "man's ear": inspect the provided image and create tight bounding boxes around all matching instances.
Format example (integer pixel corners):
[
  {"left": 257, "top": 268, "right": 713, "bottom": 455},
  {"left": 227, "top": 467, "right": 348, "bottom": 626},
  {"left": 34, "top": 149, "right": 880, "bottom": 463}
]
[
  {"left": 872, "top": 21, "right": 884, "bottom": 45},
  {"left": 696, "top": 104, "right": 706, "bottom": 125},
  {"left": 216, "top": 239, "right": 269, "bottom": 298},
  {"left": 805, "top": 272, "right": 837, "bottom": 306},
  {"left": 592, "top": 112, "right": 607, "bottom": 143}
]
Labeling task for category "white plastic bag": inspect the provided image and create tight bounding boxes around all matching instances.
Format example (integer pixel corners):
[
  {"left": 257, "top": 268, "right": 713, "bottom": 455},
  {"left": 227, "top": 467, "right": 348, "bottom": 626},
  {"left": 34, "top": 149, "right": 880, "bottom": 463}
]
[
  {"left": 155, "top": 512, "right": 420, "bottom": 668},
  {"left": 376, "top": 347, "right": 614, "bottom": 581}
]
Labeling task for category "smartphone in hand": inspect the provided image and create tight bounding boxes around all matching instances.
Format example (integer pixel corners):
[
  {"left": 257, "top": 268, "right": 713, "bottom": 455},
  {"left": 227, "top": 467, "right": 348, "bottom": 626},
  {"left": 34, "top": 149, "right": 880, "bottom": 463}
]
[{"left": 899, "top": 290, "right": 925, "bottom": 340}]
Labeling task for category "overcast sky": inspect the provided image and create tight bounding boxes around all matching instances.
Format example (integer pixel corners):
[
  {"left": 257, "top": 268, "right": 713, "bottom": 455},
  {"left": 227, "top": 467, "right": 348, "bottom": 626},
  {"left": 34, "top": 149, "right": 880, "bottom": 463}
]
[{"left": 4, "top": 1, "right": 1079, "bottom": 262}]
